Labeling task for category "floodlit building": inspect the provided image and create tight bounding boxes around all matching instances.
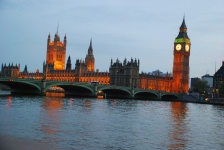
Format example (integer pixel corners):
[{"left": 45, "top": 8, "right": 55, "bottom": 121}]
[{"left": 1, "top": 17, "right": 192, "bottom": 93}]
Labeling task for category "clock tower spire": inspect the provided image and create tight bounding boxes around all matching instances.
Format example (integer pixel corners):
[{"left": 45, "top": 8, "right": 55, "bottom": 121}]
[{"left": 172, "top": 17, "right": 191, "bottom": 93}]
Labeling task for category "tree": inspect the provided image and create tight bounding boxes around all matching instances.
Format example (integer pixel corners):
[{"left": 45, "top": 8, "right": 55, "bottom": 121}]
[{"left": 195, "top": 80, "right": 208, "bottom": 94}]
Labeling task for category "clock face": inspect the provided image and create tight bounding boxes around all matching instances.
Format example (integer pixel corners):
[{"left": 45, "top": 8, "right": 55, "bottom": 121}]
[
  {"left": 176, "top": 44, "right": 182, "bottom": 51},
  {"left": 185, "top": 45, "right": 190, "bottom": 52}
]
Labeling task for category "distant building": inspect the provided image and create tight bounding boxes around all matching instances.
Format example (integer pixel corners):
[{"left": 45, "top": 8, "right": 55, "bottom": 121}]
[
  {"left": 213, "top": 61, "right": 224, "bottom": 97},
  {"left": 1, "top": 63, "right": 20, "bottom": 77},
  {"left": 202, "top": 74, "right": 213, "bottom": 88},
  {"left": 190, "top": 77, "right": 200, "bottom": 90}
]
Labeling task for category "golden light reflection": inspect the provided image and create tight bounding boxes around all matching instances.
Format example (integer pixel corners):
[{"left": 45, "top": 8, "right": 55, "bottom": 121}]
[
  {"left": 46, "top": 92, "right": 65, "bottom": 97},
  {"left": 7, "top": 96, "right": 12, "bottom": 108},
  {"left": 40, "top": 96, "right": 63, "bottom": 142},
  {"left": 44, "top": 96, "right": 63, "bottom": 109},
  {"left": 97, "top": 90, "right": 105, "bottom": 99},
  {"left": 169, "top": 102, "right": 188, "bottom": 150},
  {"left": 97, "top": 95, "right": 104, "bottom": 99}
]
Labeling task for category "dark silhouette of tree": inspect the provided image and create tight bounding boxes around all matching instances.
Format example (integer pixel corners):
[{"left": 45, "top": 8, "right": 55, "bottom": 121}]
[{"left": 195, "top": 80, "right": 208, "bottom": 94}]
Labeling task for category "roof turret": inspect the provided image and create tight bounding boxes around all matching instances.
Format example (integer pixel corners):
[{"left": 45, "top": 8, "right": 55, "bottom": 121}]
[{"left": 176, "top": 17, "right": 189, "bottom": 39}]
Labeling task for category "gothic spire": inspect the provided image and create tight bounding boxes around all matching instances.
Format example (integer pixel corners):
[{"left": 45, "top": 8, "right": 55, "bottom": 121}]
[
  {"left": 23, "top": 65, "right": 28, "bottom": 73},
  {"left": 68, "top": 55, "right": 71, "bottom": 61},
  {"left": 66, "top": 55, "right": 72, "bottom": 71},
  {"left": 180, "top": 16, "right": 187, "bottom": 29},
  {"left": 88, "top": 38, "right": 93, "bottom": 55},
  {"left": 47, "top": 33, "right": 51, "bottom": 45},
  {"left": 176, "top": 16, "right": 189, "bottom": 39},
  {"left": 57, "top": 21, "right": 59, "bottom": 34},
  {"left": 64, "top": 34, "right": 67, "bottom": 46},
  {"left": 90, "top": 37, "right": 92, "bottom": 47},
  {"left": 54, "top": 22, "right": 60, "bottom": 42}
]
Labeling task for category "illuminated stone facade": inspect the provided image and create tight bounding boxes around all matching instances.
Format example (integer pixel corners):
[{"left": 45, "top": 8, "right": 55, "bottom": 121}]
[
  {"left": 138, "top": 72, "right": 173, "bottom": 92},
  {"left": 138, "top": 17, "right": 190, "bottom": 93},
  {"left": 85, "top": 39, "right": 95, "bottom": 72},
  {"left": 172, "top": 17, "right": 190, "bottom": 93},
  {"left": 45, "top": 33, "right": 66, "bottom": 71},
  {"left": 1, "top": 18, "right": 191, "bottom": 93},
  {"left": 42, "top": 34, "right": 109, "bottom": 85},
  {"left": 9, "top": 34, "right": 109, "bottom": 85}
]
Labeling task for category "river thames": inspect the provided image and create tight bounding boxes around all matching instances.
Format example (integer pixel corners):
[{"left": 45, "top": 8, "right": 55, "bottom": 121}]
[{"left": 0, "top": 95, "right": 224, "bottom": 150}]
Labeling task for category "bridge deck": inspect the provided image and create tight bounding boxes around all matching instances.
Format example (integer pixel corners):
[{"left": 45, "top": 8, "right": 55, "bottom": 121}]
[{"left": 0, "top": 78, "right": 180, "bottom": 100}]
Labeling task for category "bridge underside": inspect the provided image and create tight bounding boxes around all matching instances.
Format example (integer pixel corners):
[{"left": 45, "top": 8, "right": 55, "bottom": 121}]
[
  {"left": 0, "top": 82, "right": 40, "bottom": 95},
  {"left": 161, "top": 95, "right": 179, "bottom": 101},
  {"left": 57, "top": 85, "right": 94, "bottom": 97},
  {"left": 134, "top": 92, "right": 159, "bottom": 100},
  {"left": 101, "top": 89, "right": 131, "bottom": 99}
]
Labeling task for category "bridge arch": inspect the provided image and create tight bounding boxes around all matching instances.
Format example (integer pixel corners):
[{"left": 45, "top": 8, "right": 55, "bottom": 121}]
[
  {"left": 0, "top": 80, "right": 41, "bottom": 95},
  {"left": 134, "top": 91, "right": 159, "bottom": 100},
  {"left": 46, "top": 82, "right": 95, "bottom": 97},
  {"left": 98, "top": 87, "right": 132, "bottom": 99}
]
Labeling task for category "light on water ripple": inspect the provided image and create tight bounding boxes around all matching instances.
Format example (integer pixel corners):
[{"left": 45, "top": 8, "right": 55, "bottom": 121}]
[{"left": 0, "top": 95, "right": 224, "bottom": 150}]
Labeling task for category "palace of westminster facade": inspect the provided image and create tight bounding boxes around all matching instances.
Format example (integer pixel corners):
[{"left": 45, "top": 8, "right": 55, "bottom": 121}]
[{"left": 1, "top": 18, "right": 191, "bottom": 93}]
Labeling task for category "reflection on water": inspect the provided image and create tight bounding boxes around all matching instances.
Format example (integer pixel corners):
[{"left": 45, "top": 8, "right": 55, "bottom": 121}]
[
  {"left": 44, "top": 96, "right": 63, "bottom": 110},
  {"left": 69, "top": 98, "right": 74, "bottom": 109},
  {"left": 45, "top": 92, "right": 65, "bottom": 97},
  {"left": 41, "top": 96, "right": 63, "bottom": 143},
  {"left": 7, "top": 96, "right": 12, "bottom": 108},
  {"left": 0, "top": 96, "right": 224, "bottom": 150},
  {"left": 84, "top": 100, "right": 92, "bottom": 108},
  {"left": 169, "top": 102, "right": 188, "bottom": 149}
]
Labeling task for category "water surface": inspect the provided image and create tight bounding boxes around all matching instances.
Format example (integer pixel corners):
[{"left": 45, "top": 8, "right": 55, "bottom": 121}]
[{"left": 0, "top": 95, "right": 224, "bottom": 149}]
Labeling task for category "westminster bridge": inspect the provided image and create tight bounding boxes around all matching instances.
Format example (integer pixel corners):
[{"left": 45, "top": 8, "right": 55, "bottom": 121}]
[{"left": 0, "top": 77, "right": 180, "bottom": 100}]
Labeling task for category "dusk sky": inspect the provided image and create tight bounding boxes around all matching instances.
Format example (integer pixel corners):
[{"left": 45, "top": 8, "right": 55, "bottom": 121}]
[{"left": 0, "top": 0, "right": 223, "bottom": 78}]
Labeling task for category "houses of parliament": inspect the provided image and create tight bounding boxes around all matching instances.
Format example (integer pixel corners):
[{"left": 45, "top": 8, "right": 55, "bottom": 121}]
[{"left": 1, "top": 18, "right": 191, "bottom": 93}]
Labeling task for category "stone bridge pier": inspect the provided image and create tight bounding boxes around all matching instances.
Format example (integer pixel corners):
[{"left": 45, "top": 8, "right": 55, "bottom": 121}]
[
  {"left": 41, "top": 79, "right": 46, "bottom": 96},
  {"left": 93, "top": 83, "right": 98, "bottom": 97}
]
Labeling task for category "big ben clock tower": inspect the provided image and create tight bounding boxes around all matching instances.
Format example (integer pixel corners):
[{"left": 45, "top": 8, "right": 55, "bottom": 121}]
[{"left": 172, "top": 17, "right": 191, "bottom": 93}]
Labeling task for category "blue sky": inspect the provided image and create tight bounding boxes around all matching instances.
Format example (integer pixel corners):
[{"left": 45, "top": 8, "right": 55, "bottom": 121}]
[{"left": 0, "top": 0, "right": 223, "bottom": 78}]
